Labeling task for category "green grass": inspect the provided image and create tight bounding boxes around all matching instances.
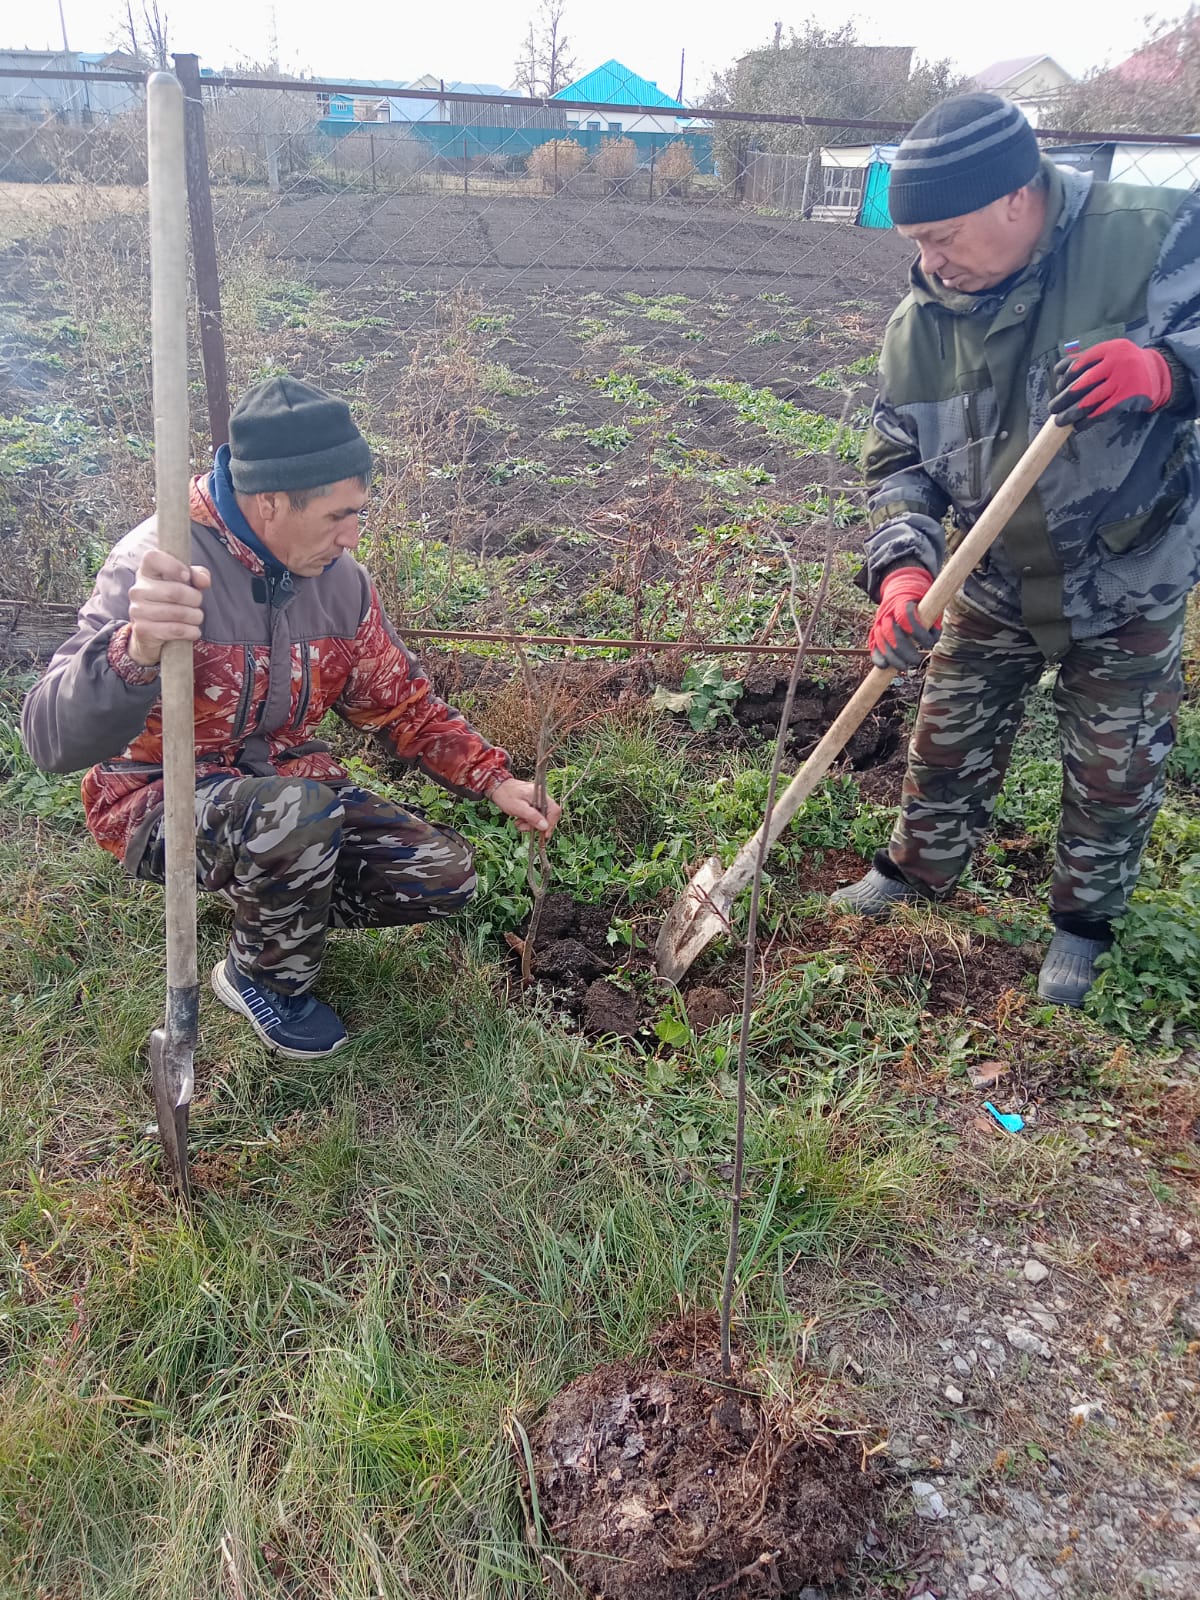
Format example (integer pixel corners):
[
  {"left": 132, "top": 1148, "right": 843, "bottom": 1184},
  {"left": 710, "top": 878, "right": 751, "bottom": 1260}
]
[
  {"left": 0, "top": 731, "right": 948, "bottom": 1596},
  {"left": 481, "top": 363, "right": 536, "bottom": 398},
  {"left": 5, "top": 623, "right": 1200, "bottom": 1591},
  {"left": 0, "top": 406, "right": 107, "bottom": 479}
]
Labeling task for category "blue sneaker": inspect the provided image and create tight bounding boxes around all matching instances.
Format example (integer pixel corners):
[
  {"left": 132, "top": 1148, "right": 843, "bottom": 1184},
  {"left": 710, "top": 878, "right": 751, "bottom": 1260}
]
[{"left": 211, "top": 958, "right": 348, "bottom": 1058}]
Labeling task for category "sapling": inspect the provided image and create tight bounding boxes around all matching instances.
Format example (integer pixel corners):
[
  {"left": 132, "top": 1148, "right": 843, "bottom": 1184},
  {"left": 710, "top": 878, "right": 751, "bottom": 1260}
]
[{"left": 718, "top": 412, "right": 848, "bottom": 1378}]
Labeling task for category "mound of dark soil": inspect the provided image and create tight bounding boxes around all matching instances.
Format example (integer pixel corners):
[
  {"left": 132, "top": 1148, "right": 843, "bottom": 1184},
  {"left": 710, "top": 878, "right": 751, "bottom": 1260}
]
[
  {"left": 851, "top": 750, "right": 907, "bottom": 805},
  {"left": 732, "top": 669, "right": 905, "bottom": 771},
  {"left": 528, "top": 1314, "right": 879, "bottom": 1600},
  {"left": 519, "top": 893, "right": 739, "bottom": 1041},
  {"left": 583, "top": 978, "right": 641, "bottom": 1038},
  {"left": 788, "top": 844, "right": 870, "bottom": 898},
  {"left": 684, "top": 985, "right": 739, "bottom": 1031}
]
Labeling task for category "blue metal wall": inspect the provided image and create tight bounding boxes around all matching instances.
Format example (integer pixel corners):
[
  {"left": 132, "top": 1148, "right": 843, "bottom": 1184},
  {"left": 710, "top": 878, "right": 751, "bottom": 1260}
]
[{"left": 317, "top": 119, "right": 714, "bottom": 175}]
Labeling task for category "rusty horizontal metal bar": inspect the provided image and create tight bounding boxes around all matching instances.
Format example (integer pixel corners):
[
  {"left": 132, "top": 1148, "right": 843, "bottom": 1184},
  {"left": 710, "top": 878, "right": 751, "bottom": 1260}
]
[
  {"left": 1, "top": 68, "right": 1195, "bottom": 146},
  {"left": 0, "top": 599, "right": 868, "bottom": 660}
]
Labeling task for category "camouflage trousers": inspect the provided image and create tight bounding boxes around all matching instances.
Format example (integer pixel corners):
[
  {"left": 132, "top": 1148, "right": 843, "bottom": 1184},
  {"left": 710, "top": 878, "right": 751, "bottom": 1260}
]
[
  {"left": 886, "top": 598, "right": 1185, "bottom": 933},
  {"left": 137, "top": 774, "right": 477, "bottom": 994}
]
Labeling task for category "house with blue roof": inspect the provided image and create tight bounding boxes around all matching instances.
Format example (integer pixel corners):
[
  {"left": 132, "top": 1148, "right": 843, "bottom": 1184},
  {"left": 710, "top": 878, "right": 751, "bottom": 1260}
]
[
  {"left": 554, "top": 60, "right": 696, "bottom": 137},
  {"left": 552, "top": 60, "right": 712, "bottom": 171},
  {"left": 0, "top": 47, "right": 142, "bottom": 122}
]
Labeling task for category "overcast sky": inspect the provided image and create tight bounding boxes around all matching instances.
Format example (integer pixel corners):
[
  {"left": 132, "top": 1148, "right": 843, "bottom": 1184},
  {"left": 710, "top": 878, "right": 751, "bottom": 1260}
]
[{"left": 12, "top": 0, "right": 1172, "bottom": 94}]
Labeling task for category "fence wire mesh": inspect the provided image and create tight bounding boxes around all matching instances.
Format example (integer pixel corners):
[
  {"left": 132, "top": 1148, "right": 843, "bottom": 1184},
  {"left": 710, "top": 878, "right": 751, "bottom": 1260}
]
[{"left": 2, "top": 66, "right": 1198, "bottom": 673}]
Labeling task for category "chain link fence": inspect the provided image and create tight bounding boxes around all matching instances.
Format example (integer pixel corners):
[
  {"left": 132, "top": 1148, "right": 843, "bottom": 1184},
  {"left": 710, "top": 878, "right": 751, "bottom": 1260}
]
[{"left": 2, "top": 61, "right": 1198, "bottom": 677}]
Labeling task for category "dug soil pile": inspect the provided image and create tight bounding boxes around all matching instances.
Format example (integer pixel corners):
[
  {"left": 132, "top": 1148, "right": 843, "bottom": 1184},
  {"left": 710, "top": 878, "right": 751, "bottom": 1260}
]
[{"left": 526, "top": 1313, "right": 880, "bottom": 1600}]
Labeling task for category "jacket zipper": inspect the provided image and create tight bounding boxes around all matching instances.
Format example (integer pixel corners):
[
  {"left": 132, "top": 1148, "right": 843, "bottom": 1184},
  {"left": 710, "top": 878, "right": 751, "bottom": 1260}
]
[
  {"left": 230, "top": 646, "right": 256, "bottom": 739},
  {"left": 964, "top": 392, "right": 982, "bottom": 501},
  {"left": 292, "top": 644, "right": 312, "bottom": 733}
]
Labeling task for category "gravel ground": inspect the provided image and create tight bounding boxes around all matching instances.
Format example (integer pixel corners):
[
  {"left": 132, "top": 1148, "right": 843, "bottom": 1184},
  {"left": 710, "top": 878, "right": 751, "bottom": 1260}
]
[{"left": 787, "top": 1105, "right": 1200, "bottom": 1598}]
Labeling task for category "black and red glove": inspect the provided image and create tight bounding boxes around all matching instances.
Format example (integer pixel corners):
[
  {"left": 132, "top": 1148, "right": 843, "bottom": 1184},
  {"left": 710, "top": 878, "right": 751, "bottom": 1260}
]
[
  {"left": 868, "top": 566, "right": 939, "bottom": 671},
  {"left": 1049, "top": 338, "right": 1173, "bottom": 427}
]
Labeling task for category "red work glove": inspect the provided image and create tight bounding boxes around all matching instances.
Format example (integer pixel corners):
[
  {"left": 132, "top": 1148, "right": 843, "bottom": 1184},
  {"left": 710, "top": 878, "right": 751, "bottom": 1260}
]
[
  {"left": 868, "top": 566, "right": 939, "bottom": 671},
  {"left": 1049, "top": 338, "right": 1172, "bottom": 427}
]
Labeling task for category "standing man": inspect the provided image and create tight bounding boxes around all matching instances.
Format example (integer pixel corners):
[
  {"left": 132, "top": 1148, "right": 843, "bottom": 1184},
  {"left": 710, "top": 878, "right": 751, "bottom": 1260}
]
[
  {"left": 831, "top": 94, "right": 1200, "bottom": 1006},
  {"left": 22, "top": 377, "right": 559, "bottom": 1057}
]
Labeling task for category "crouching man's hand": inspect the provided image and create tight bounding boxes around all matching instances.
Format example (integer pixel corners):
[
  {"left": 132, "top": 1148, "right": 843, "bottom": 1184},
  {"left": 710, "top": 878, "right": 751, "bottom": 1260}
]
[
  {"left": 127, "top": 549, "right": 211, "bottom": 666},
  {"left": 490, "top": 777, "right": 562, "bottom": 837}
]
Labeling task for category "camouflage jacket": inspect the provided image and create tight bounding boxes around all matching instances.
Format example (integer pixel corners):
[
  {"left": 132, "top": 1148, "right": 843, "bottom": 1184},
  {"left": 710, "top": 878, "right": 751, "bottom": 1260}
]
[
  {"left": 862, "top": 157, "right": 1200, "bottom": 657},
  {"left": 21, "top": 475, "right": 512, "bottom": 865}
]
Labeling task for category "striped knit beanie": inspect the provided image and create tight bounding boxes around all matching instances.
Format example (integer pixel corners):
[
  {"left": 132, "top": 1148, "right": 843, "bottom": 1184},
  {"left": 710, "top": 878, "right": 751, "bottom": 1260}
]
[{"left": 888, "top": 94, "right": 1041, "bottom": 225}]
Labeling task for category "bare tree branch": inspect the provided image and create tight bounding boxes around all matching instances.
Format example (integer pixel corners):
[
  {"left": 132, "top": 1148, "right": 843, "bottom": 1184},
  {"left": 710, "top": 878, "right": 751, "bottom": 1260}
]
[{"left": 513, "top": 1, "right": 578, "bottom": 99}]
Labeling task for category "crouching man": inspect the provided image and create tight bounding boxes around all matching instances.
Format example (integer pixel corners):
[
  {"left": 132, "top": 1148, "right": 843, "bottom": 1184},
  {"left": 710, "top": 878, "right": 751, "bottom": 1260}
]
[{"left": 22, "top": 376, "right": 559, "bottom": 1057}]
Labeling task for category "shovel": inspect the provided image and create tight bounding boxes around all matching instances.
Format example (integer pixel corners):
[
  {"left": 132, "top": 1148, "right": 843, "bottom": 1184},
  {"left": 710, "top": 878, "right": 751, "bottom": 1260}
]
[
  {"left": 145, "top": 71, "right": 197, "bottom": 1205},
  {"left": 655, "top": 415, "right": 1072, "bottom": 983}
]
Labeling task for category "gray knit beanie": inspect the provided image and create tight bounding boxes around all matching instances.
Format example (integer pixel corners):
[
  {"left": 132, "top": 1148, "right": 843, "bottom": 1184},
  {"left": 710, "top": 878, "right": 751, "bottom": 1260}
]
[
  {"left": 889, "top": 94, "right": 1041, "bottom": 226},
  {"left": 228, "top": 376, "right": 372, "bottom": 493}
]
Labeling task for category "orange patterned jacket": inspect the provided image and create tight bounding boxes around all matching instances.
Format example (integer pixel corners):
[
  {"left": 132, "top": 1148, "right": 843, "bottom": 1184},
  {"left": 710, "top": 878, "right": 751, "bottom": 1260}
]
[{"left": 21, "top": 476, "right": 511, "bottom": 865}]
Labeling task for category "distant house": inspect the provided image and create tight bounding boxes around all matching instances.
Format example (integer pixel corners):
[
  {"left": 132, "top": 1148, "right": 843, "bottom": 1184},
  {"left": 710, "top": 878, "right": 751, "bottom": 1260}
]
[
  {"left": 1111, "top": 14, "right": 1200, "bottom": 85},
  {"left": 0, "top": 47, "right": 141, "bottom": 123},
  {"left": 316, "top": 75, "right": 564, "bottom": 132},
  {"left": 383, "top": 76, "right": 510, "bottom": 124},
  {"left": 972, "top": 55, "right": 1073, "bottom": 127},
  {"left": 309, "top": 59, "right": 713, "bottom": 176},
  {"left": 553, "top": 60, "right": 693, "bottom": 138}
]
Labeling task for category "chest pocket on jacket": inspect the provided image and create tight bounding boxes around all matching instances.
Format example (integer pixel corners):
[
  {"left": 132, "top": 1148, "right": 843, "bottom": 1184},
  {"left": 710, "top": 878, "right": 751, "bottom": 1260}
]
[{"left": 923, "top": 385, "right": 998, "bottom": 512}]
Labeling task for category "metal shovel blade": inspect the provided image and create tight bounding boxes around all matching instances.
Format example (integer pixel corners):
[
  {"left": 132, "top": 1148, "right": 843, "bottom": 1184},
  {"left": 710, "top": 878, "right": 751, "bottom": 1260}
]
[
  {"left": 149, "top": 1013, "right": 194, "bottom": 1207},
  {"left": 655, "top": 855, "right": 731, "bottom": 984}
]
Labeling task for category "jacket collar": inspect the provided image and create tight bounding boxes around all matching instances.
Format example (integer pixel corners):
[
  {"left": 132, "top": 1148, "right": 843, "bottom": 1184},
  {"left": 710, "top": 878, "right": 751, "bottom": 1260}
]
[
  {"left": 905, "top": 157, "right": 1094, "bottom": 316},
  {"left": 189, "top": 450, "right": 300, "bottom": 605},
  {"left": 188, "top": 470, "right": 263, "bottom": 574}
]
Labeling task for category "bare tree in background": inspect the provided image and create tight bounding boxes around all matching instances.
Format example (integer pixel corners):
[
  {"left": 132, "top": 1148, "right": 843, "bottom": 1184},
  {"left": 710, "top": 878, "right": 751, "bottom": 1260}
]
[
  {"left": 114, "top": 1, "right": 171, "bottom": 69},
  {"left": 708, "top": 18, "right": 967, "bottom": 177},
  {"left": 512, "top": 1, "right": 578, "bottom": 98},
  {"left": 513, "top": 25, "right": 541, "bottom": 99}
]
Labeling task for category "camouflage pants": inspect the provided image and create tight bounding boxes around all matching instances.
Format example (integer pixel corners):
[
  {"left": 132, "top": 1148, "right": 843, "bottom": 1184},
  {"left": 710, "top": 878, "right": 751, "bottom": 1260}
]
[
  {"left": 887, "top": 599, "right": 1185, "bottom": 932},
  {"left": 137, "top": 774, "right": 477, "bottom": 994}
]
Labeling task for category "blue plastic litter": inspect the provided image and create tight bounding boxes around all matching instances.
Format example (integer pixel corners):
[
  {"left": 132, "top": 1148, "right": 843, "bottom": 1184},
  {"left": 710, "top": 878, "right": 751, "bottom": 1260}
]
[{"left": 984, "top": 1101, "right": 1025, "bottom": 1133}]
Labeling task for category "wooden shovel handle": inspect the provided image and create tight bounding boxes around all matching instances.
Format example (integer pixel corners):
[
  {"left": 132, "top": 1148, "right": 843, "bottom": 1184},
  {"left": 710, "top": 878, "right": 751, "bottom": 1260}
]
[
  {"left": 149, "top": 72, "right": 198, "bottom": 1009},
  {"left": 720, "top": 416, "right": 1072, "bottom": 894},
  {"left": 916, "top": 415, "right": 1069, "bottom": 630}
]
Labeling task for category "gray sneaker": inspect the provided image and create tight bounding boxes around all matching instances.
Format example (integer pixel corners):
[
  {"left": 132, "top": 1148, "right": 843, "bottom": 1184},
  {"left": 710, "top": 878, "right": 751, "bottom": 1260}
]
[
  {"left": 1036, "top": 932, "right": 1111, "bottom": 1008},
  {"left": 829, "top": 866, "right": 925, "bottom": 917}
]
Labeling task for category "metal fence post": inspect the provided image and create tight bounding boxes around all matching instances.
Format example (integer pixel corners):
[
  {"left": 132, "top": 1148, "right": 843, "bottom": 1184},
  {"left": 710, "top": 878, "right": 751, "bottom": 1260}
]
[
  {"left": 463, "top": 134, "right": 469, "bottom": 195},
  {"left": 369, "top": 130, "right": 377, "bottom": 192},
  {"left": 649, "top": 143, "right": 655, "bottom": 202},
  {"left": 801, "top": 149, "right": 814, "bottom": 216},
  {"left": 172, "top": 52, "right": 230, "bottom": 450}
]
